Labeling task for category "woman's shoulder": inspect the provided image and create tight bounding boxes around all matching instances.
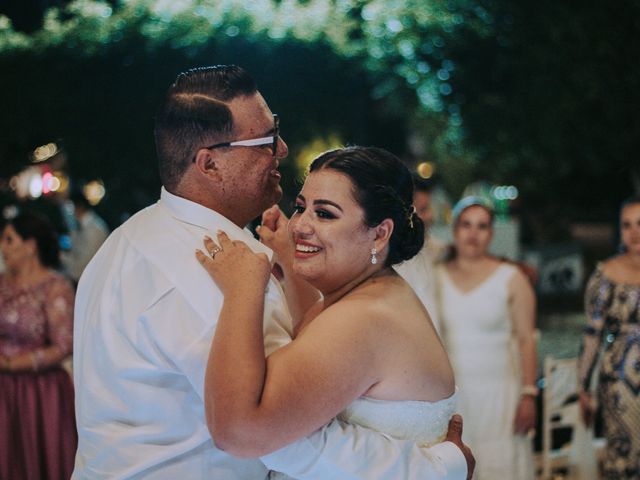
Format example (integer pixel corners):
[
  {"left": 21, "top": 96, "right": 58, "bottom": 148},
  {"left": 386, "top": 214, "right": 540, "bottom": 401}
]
[
  {"left": 600, "top": 255, "right": 620, "bottom": 269},
  {"left": 498, "top": 258, "right": 523, "bottom": 278},
  {"left": 42, "top": 270, "right": 74, "bottom": 291},
  {"left": 325, "top": 280, "right": 407, "bottom": 325},
  {"left": 598, "top": 255, "right": 640, "bottom": 287},
  {"left": 495, "top": 258, "right": 525, "bottom": 289},
  {"left": 301, "top": 297, "right": 391, "bottom": 351},
  {"left": 342, "top": 288, "right": 398, "bottom": 318},
  {"left": 44, "top": 269, "right": 69, "bottom": 282}
]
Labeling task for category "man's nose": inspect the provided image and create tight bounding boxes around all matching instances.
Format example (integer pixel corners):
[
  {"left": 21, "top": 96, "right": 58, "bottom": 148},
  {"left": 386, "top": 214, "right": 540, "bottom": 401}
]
[{"left": 276, "top": 136, "right": 289, "bottom": 159}]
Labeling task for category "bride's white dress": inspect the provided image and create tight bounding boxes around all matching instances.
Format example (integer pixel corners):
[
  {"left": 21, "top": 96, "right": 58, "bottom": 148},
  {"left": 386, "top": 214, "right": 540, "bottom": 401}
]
[
  {"left": 437, "top": 263, "right": 534, "bottom": 480},
  {"left": 270, "top": 393, "right": 457, "bottom": 479}
]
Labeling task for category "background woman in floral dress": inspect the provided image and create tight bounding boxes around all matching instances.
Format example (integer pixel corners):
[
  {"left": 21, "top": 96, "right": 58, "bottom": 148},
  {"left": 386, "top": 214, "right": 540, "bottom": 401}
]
[
  {"left": 578, "top": 195, "right": 640, "bottom": 479},
  {"left": 0, "top": 211, "right": 77, "bottom": 480}
]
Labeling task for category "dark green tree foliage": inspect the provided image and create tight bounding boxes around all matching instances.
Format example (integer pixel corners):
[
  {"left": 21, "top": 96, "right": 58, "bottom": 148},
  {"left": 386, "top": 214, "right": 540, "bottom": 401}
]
[
  {"left": 446, "top": 0, "right": 640, "bottom": 223},
  {"left": 1, "top": 0, "right": 638, "bottom": 234},
  {"left": 0, "top": 2, "right": 378, "bottom": 225}
]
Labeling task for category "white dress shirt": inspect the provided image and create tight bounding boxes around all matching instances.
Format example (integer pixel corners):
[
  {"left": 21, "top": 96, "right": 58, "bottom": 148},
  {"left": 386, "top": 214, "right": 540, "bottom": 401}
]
[
  {"left": 394, "top": 239, "right": 446, "bottom": 333},
  {"left": 73, "top": 188, "right": 466, "bottom": 479}
]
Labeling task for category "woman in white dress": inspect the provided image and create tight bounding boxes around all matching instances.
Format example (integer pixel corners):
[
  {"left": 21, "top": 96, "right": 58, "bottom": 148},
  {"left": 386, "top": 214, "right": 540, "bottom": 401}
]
[
  {"left": 436, "top": 196, "right": 537, "bottom": 479},
  {"left": 196, "top": 146, "right": 473, "bottom": 478}
]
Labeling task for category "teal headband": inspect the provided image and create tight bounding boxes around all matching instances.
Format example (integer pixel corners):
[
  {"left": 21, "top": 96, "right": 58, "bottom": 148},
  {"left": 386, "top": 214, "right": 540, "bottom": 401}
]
[{"left": 451, "top": 195, "right": 494, "bottom": 223}]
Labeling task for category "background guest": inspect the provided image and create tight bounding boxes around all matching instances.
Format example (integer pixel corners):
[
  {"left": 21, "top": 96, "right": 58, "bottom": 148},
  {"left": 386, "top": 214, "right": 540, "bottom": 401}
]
[
  {"left": 436, "top": 196, "right": 537, "bottom": 479},
  {"left": 61, "top": 190, "right": 109, "bottom": 284},
  {"left": 578, "top": 195, "right": 640, "bottom": 479},
  {"left": 395, "top": 175, "right": 448, "bottom": 331},
  {"left": 0, "top": 211, "right": 77, "bottom": 480}
]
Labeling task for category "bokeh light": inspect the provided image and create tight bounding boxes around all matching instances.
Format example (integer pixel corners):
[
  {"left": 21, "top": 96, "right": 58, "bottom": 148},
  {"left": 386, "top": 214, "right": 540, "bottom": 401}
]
[{"left": 416, "top": 161, "right": 435, "bottom": 179}]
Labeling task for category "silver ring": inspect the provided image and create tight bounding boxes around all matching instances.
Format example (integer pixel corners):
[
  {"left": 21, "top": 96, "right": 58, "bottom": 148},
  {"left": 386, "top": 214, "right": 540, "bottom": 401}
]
[{"left": 209, "top": 246, "right": 222, "bottom": 258}]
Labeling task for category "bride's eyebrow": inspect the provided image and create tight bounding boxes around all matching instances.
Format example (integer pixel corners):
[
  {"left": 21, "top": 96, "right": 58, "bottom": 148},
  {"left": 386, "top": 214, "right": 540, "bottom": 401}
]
[{"left": 313, "top": 199, "right": 343, "bottom": 212}]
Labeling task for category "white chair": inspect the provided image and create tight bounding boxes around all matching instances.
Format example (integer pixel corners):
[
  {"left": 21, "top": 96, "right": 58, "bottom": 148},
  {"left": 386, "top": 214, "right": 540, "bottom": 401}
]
[{"left": 540, "top": 356, "right": 603, "bottom": 480}]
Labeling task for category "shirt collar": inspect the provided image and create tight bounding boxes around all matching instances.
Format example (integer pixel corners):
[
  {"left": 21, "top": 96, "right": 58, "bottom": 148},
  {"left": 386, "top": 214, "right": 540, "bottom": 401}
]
[{"left": 159, "top": 187, "right": 274, "bottom": 261}]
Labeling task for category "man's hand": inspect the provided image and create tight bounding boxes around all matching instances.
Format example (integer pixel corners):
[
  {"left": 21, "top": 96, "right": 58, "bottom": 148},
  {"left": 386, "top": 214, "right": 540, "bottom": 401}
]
[{"left": 445, "top": 414, "right": 475, "bottom": 480}]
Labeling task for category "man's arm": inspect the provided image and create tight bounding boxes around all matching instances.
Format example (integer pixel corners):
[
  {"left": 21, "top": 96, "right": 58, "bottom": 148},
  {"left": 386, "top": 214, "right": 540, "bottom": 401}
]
[{"left": 261, "top": 415, "right": 473, "bottom": 480}]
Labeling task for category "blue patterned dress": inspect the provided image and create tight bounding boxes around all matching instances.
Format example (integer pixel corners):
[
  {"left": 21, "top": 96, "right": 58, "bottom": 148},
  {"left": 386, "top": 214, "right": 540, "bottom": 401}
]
[{"left": 578, "top": 264, "right": 640, "bottom": 479}]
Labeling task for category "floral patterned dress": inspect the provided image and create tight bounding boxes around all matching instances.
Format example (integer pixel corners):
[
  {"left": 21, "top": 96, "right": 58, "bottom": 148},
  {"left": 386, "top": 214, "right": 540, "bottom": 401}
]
[
  {"left": 0, "top": 271, "right": 77, "bottom": 480},
  {"left": 578, "top": 264, "right": 640, "bottom": 479}
]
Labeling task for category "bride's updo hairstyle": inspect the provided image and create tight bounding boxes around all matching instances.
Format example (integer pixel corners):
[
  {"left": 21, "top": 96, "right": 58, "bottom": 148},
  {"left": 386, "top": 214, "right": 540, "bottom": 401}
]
[{"left": 309, "top": 146, "right": 424, "bottom": 267}]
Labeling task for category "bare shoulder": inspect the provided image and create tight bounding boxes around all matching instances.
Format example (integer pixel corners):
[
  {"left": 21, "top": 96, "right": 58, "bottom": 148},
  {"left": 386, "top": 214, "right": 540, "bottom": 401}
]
[
  {"left": 601, "top": 255, "right": 625, "bottom": 275},
  {"left": 601, "top": 255, "right": 640, "bottom": 284},
  {"left": 289, "top": 296, "right": 392, "bottom": 367},
  {"left": 322, "top": 292, "right": 392, "bottom": 327},
  {"left": 313, "top": 283, "right": 402, "bottom": 335},
  {"left": 506, "top": 262, "right": 535, "bottom": 295},
  {"left": 599, "top": 255, "right": 629, "bottom": 282},
  {"left": 506, "top": 261, "right": 527, "bottom": 281}
]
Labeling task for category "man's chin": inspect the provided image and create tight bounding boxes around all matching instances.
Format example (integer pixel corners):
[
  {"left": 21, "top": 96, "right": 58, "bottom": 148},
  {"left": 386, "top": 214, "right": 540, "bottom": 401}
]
[
  {"left": 255, "top": 188, "right": 283, "bottom": 217},
  {"left": 271, "top": 186, "right": 283, "bottom": 204}
]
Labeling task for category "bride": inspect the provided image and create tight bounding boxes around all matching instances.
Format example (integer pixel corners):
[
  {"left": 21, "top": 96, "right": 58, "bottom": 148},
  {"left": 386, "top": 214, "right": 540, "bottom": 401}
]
[{"left": 196, "top": 146, "right": 472, "bottom": 478}]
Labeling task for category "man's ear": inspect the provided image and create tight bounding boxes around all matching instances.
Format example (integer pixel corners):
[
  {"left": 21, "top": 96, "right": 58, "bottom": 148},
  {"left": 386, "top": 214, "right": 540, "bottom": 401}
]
[
  {"left": 373, "top": 218, "right": 394, "bottom": 252},
  {"left": 193, "top": 149, "right": 219, "bottom": 179}
]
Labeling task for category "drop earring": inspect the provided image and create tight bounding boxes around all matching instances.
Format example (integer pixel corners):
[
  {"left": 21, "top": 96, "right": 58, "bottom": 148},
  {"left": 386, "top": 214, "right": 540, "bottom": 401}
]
[{"left": 370, "top": 247, "right": 377, "bottom": 265}]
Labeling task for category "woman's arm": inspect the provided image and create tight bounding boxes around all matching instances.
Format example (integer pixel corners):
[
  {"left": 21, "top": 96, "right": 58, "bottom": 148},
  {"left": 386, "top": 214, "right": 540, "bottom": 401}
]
[
  {"left": 508, "top": 267, "right": 538, "bottom": 435},
  {"left": 215, "top": 307, "right": 382, "bottom": 457},
  {"left": 577, "top": 265, "right": 610, "bottom": 426},
  {"left": 197, "top": 232, "right": 383, "bottom": 457}
]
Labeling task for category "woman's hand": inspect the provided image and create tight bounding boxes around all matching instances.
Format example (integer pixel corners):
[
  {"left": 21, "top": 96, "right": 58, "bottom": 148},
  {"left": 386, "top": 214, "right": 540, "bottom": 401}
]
[
  {"left": 196, "top": 231, "right": 271, "bottom": 296},
  {"left": 579, "top": 390, "right": 596, "bottom": 427},
  {"left": 256, "top": 205, "right": 295, "bottom": 271},
  {"left": 513, "top": 395, "right": 537, "bottom": 435}
]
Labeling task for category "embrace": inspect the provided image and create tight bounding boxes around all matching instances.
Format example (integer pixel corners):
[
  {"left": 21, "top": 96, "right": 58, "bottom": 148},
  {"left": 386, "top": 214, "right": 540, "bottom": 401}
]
[{"left": 72, "top": 65, "right": 474, "bottom": 479}]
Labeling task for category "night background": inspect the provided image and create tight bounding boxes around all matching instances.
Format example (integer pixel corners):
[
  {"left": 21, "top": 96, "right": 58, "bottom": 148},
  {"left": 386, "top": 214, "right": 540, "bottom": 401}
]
[
  {"left": 1, "top": 0, "right": 638, "bottom": 258},
  {"left": 1, "top": 0, "right": 639, "bottom": 464}
]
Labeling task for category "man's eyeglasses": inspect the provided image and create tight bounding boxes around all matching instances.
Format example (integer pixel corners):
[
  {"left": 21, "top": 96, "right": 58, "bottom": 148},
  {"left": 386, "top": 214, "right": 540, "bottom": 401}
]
[{"left": 193, "top": 114, "right": 279, "bottom": 162}]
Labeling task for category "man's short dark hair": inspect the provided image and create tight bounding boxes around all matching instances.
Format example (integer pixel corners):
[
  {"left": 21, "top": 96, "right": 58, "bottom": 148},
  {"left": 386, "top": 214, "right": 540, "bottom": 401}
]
[{"left": 154, "top": 65, "right": 258, "bottom": 191}]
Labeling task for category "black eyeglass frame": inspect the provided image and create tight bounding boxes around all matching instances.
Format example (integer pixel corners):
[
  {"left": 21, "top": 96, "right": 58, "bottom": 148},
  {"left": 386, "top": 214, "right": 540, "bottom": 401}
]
[{"left": 192, "top": 114, "right": 279, "bottom": 162}]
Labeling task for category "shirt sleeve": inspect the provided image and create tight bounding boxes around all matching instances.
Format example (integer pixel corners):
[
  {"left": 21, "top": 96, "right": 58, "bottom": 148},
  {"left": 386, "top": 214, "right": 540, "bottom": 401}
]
[
  {"left": 136, "top": 276, "right": 293, "bottom": 400},
  {"left": 261, "top": 418, "right": 467, "bottom": 480},
  {"left": 44, "top": 275, "right": 75, "bottom": 356},
  {"left": 577, "top": 266, "right": 612, "bottom": 392}
]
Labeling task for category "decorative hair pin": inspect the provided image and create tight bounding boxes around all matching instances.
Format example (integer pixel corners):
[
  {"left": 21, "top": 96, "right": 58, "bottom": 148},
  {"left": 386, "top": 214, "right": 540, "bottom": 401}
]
[{"left": 408, "top": 205, "right": 416, "bottom": 229}]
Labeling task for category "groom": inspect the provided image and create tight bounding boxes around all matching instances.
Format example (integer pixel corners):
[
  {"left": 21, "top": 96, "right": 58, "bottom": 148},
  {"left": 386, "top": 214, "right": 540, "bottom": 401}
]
[{"left": 72, "top": 65, "right": 474, "bottom": 479}]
